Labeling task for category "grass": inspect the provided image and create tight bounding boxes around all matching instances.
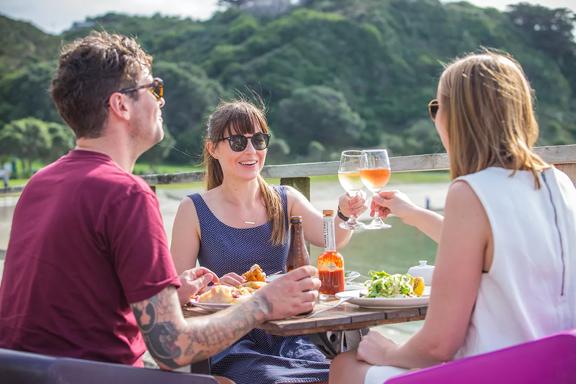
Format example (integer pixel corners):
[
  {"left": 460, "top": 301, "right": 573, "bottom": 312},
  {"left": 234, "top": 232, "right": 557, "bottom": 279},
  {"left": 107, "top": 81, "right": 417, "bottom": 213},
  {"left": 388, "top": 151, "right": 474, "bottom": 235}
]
[
  {"left": 311, "top": 216, "right": 438, "bottom": 278},
  {"left": 310, "top": 171, "right": 450, "bottom": 184},
  {"left": 133, "top": 163, "right": 201, "bottom": 175},
  {"left": 7, "top": 160, "right": 450, "bottom": 190},
  {"left": 6, "top": 178, "right": 27, "bottom": 187}
]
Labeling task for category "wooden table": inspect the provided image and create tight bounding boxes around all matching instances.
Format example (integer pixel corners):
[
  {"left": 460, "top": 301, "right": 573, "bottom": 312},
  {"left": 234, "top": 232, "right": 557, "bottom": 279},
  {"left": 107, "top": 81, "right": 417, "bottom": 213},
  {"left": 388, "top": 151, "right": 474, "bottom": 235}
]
[
  {"left": 183, "top": 300, "right": 427, "bottom": 337},
  {"left": 183, "top": 301, "right": 427, "bottom": 372},
  {"left": 258, "top": 301, "right": 427, "bottom": 336}
]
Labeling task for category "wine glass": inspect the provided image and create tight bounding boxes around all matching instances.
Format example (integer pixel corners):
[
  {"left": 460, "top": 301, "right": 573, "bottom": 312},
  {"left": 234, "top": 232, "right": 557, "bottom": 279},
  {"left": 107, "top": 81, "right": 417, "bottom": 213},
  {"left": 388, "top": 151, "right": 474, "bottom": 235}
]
[
  {"left": 360, "top": 149, "right": 392, "bottom": 229},
  {"left": 337, "top": 150, "right": 366, "bottom": 230}
]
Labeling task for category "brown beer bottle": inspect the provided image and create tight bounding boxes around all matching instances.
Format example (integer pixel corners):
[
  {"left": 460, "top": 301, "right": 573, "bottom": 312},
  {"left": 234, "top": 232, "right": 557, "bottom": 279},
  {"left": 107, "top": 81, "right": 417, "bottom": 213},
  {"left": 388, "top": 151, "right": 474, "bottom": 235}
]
[
  {"left": 286, "top": 216, "right": 310, "bottom": 271},
  {"left": 317, "top": 210, "right": 345, "bottom": 298}
]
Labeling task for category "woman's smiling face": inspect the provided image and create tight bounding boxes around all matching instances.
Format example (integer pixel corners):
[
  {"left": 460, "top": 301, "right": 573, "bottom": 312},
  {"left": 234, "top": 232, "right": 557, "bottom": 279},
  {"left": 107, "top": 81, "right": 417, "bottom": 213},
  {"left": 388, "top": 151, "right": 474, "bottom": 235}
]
[{"left": 209, "top": 126, "right": 268, "bottom": 182}]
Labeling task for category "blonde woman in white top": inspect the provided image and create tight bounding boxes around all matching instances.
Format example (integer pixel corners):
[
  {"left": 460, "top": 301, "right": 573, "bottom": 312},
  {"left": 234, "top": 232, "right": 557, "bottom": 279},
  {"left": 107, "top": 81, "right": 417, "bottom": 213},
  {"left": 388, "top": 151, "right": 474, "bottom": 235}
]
[{"left": 329, "top": 50, "right": 576, "bottom": 384}]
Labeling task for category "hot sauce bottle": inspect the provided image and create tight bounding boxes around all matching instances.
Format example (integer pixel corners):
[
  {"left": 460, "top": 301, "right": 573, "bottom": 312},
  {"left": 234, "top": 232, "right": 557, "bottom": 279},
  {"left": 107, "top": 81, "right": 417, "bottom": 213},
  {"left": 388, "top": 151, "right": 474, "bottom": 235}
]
[
  {"left": 286, "top": 216, "right": 310, "bottom": 271},
  {"left": 318, "top": 210, "right": 345, "bottom": 298}
]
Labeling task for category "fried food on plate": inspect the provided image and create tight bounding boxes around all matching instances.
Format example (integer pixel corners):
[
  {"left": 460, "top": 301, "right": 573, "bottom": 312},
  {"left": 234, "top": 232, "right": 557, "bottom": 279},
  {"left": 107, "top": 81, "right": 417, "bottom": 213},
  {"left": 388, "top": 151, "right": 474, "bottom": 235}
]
[
  {"left": 242, "top": 264, "right": 266, "bottom": 282},
  {"left": 197, "top": 285, "right": 235, "bottom": 304},
  {"left": 197, "top": 284, "right": 259, "bottom": 304},
  {"left": 242, "top": 281, "right": 267, "bottom": 290}
]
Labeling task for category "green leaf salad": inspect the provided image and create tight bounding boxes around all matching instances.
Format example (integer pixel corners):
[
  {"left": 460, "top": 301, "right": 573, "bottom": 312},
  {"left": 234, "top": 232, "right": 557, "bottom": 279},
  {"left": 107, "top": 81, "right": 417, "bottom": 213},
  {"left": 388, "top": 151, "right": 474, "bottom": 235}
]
[{"left": 364, "top": 271, "right": 417, "bottom": 298}]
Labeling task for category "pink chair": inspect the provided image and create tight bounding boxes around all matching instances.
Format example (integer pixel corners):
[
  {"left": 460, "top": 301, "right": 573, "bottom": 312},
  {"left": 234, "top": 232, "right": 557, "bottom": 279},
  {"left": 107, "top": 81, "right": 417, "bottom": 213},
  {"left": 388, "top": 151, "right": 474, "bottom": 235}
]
[{"left": 387, "top": 331, "right": 576, "bottom": 384}]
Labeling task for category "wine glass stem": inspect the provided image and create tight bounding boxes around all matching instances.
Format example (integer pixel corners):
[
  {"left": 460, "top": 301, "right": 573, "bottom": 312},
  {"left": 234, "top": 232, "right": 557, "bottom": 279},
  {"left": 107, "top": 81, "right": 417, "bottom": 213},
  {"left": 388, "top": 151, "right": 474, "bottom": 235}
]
[{"left": 371, "top": 190, "right": 384, "bottom": 224}]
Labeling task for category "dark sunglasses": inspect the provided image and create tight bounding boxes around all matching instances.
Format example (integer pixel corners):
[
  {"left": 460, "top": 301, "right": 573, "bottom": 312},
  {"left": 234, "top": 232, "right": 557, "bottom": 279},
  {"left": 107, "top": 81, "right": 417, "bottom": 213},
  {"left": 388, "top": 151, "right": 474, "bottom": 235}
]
[
  {"left": 428, "top": 99, "right": 439, "bottom": 121},
  {"left": 221, "top": 132, "right": 271, "bottom": 152},
  {"left": 118, "top": 77, "right": 164, "bottom": 101}
]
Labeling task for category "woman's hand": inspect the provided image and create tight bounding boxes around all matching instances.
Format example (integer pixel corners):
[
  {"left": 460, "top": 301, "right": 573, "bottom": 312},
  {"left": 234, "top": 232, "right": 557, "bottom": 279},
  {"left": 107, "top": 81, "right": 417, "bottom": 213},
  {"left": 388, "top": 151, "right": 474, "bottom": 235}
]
[
  {"left": 370, "top": 190, "right": 420, "bottom": 223},
  {"left": 356, "top": 330, "right": 399, "bottom": 366},
  {"left": 220, "top": 272, "right": 246, "bottom": 287},
  {"left": 338, "top": 191, "right": 368, "bottom": 219},
  {"left": 177, "top": 267, "right": 220, "bottom": 305}
]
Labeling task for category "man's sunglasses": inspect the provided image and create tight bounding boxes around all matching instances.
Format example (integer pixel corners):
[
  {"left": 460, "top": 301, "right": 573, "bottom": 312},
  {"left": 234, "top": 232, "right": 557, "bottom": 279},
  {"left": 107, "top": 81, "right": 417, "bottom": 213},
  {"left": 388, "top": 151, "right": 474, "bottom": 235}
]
[
  {"left": 221, "top": 132, "right": 271, "bottom": 152},
  {"left": 118, "top": 77, "right": 164, "bottom": 101},
  {"left": 428, "top": 99, "right": 439, "bottom": 121}
]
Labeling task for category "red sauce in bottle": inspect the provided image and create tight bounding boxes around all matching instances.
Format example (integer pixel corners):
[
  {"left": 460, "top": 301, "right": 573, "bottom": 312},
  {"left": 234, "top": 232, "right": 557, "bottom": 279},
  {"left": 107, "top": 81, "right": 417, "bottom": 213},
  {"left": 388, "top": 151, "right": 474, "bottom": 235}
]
[{"left": 318, "top": 211, "right": 345, "bottom": 296}]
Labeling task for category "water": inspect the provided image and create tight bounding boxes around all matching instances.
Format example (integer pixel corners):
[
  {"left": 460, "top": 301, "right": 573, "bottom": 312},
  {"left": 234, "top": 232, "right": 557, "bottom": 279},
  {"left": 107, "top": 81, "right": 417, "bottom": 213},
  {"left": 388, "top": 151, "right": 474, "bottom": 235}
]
[{"left": 0, "top": 180, "right": 448, "bottom": 344}]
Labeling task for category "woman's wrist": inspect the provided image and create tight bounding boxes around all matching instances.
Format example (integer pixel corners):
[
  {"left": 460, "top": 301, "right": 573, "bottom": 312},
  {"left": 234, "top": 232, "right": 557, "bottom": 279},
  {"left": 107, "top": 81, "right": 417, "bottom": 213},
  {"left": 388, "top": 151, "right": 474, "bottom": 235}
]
[{"left": 337, "top": 205, "right": 350, "bottom": 221}]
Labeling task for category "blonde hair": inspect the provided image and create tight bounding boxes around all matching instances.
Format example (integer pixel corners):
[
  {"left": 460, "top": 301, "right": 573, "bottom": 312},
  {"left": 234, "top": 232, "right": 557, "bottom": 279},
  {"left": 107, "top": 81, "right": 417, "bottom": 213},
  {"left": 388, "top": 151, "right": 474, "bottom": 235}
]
[
  {"left": 203, "top": 100, "right": 286, "bottom": 245},
  {"left": 438, "top": 50, "right": 549, "bottom": 187}
]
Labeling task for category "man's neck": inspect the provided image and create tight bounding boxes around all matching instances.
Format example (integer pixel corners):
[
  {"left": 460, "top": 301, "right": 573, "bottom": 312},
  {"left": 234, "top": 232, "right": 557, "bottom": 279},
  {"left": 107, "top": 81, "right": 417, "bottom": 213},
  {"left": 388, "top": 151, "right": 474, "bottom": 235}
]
[{"left": 75, "top": 136, "right": 139, "bottom": 173}]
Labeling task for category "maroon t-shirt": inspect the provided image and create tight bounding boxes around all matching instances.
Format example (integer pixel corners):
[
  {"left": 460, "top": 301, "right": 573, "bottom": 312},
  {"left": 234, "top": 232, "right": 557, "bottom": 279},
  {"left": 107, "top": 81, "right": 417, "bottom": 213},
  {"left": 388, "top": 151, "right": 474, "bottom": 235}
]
[{"left": 0, "top": 150, "right": 181, "bottom": 366}]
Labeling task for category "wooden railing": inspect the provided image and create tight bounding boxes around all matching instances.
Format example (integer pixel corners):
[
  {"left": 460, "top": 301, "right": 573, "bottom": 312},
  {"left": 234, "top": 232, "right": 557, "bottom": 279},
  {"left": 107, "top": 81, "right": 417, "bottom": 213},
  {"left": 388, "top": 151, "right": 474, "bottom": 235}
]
[
  {"left": 1, "top": 145, "right": 575, "bottom": 197},
  {"left": 138, "top": 144, "right": 576, "bottom": 198}
]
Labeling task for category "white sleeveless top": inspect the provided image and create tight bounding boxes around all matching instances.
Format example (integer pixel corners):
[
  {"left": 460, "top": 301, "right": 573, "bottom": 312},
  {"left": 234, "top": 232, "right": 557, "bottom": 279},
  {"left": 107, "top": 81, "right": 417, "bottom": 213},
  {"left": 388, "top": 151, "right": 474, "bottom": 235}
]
[{"left": 455, "top": 167, "right": 576, "bottom": 358}]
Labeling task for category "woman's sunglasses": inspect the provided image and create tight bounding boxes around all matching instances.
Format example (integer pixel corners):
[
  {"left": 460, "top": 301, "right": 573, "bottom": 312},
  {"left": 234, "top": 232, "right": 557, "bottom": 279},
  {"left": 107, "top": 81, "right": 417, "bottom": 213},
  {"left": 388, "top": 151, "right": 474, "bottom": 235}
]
[
  {"left": 221, "top": 132, "right": 271, "bottom": 152},
  {"left": 428, "top": 99, "right": 439, "bottom": 121},
  {"left": 119, "top": 77, "right": 164, "bottom": 101}
]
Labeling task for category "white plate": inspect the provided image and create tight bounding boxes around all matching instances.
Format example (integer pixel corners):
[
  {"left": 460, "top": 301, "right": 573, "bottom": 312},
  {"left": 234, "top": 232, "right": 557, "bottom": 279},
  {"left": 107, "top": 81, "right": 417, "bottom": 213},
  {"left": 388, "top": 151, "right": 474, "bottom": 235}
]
[
  {"left": 345, "top": 271, "right": 361, "bottom": 282},
  {"left": 335, "top": 289, "right": 429, "bottom": 308},
  {"left": 344, "top": 282, "right": 365, "bottom": 291},
  {"left": 188, "top": 301, "right": 232, "bottom": 312},
  {"left": 266, "top": 273, "right": 285, "bottom": 282}
]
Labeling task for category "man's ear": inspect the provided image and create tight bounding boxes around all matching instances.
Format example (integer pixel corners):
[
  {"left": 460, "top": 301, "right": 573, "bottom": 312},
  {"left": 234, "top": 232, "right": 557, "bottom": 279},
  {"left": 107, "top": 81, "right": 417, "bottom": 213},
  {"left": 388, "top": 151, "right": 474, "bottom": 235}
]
[{"left": 107, "top": 93, "right": 131, "bottom": 121}]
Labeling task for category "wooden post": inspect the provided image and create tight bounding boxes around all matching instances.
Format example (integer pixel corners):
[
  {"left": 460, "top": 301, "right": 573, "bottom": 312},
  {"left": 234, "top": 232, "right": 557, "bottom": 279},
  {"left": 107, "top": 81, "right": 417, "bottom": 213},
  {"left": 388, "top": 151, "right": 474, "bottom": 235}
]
[
  {"left": 280, "top": 177, "right": 311, "bottom": 252},
  {"left": 280, "top": 177, "right": 310, "bottom": 201}
]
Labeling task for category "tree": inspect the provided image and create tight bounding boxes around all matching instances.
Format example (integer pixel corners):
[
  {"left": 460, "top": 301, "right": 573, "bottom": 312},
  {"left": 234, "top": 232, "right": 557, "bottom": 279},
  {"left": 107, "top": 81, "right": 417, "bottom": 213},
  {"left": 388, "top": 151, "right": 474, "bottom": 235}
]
[
  {"left": 0, "top": 61, "right": 60, "bottom": 125},
  {"left": 153, "top": 61, "right": 224, "bottom": 162},
  {"left": 46, "top": 122, "right": 74, "bottom": 161},
  {"left": 0, "top": 118, "right": 51, "bottom": 176},
  {"left": 274, "top": 86, "right": 365, "bottom": 156},
  {"left": 507, "top": 4, "right": 576, "bottom": 91},
  {"left": 267, "top": 137, "right": 290, "bottom": 164},
  {"left": 138, "top": 126, "right": 176, "bottom": 171}
]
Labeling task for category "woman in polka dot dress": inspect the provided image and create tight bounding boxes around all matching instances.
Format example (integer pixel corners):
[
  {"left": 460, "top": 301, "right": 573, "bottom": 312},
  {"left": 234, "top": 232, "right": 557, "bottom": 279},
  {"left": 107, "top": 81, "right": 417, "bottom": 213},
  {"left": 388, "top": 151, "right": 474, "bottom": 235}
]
[{"left": 171, "top": 100, "right": 366, "bottom": 384}]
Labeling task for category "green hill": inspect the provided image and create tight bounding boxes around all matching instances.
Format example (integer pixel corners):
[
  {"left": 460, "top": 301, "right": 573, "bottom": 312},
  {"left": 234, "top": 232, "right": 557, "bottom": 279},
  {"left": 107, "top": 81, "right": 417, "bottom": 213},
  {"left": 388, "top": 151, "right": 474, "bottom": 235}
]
[
  {"left": 0, "top": 0, "right": 574, "bottom": 164},
  {"left": 0, "top": 15, "right": 60, "bottom": 75}
]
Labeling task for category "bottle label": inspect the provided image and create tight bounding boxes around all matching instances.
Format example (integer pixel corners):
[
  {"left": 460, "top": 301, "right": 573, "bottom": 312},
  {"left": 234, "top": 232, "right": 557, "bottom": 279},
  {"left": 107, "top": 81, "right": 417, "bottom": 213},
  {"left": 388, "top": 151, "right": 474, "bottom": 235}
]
[{"left": 323, "top": 216, "right": 336, "bottom": 251}]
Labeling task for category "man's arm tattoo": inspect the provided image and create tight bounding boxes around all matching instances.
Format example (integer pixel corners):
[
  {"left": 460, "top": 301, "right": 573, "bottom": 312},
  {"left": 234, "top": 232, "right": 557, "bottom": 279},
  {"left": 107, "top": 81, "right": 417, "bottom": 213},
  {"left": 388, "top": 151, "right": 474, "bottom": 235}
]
[{"left": 131, "top": 287, "right": 273, "bottom": 369}]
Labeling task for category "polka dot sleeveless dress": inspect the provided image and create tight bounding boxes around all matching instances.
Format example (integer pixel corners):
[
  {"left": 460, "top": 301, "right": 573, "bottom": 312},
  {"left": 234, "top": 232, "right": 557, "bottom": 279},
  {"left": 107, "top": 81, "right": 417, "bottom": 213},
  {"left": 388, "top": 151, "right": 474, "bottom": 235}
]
[{"left": 190, "top": 186, "right": 329, "bottom": 384}]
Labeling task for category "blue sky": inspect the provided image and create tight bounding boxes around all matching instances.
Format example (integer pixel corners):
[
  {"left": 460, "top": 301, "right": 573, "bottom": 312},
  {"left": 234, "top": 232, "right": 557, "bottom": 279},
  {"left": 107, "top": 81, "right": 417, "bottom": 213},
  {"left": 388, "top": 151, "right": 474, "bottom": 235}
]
[{"left": 0, "top": 0, "right": 574, "bottom": 34}]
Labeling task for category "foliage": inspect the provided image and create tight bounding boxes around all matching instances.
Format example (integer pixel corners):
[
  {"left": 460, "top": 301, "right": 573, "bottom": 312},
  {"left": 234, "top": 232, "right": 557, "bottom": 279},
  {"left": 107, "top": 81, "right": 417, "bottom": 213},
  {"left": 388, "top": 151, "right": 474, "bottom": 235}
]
[
  {"left": 0, "top": 15, "right": 59, "bottom": 76},
  {"left": 153, "top": 61, "right": 225, "bottom": 162},
  {"left": 0, "top": 61, "right": 60, "bottom": 126},
  {"left": 138, "top": 126, "right": 176, "bottom": 170},
  {"left": 274, "top": 85, "right": 365, "bottom": 156},
  {"left": 0, "top": 1, "right": 575, "bottom": 167},
  {"left": 0, "top": 118, "right": 73, "bottom": 176}
]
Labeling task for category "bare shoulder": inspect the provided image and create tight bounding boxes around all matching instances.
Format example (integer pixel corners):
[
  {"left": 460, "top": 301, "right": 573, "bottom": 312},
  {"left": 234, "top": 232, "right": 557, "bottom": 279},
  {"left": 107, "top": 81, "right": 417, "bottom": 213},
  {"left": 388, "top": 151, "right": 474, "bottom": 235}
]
[
  {"left": 446, "top": 180, "right": 482, "bottom": 209},
  {"left": 283, "top": 185, "right": 306, "bottom": 202},
  {"left": 177, "top": 195, "right": 198, "bottom": 217},
  {"left": 445, "top": 180, "right": 489, "bottom": 232},
  {"left": 283, "top": 185, "right": 310, "bottom": 213},
  {"left": 174, "top": 195, "right": 201, "bottom": 237}
]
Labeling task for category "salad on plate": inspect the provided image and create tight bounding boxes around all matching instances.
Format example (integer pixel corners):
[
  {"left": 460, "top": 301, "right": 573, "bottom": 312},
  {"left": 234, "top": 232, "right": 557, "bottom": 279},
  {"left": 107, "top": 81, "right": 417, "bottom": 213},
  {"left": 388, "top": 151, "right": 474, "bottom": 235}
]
[{"left": 364, "top": 271, "right": 425, "bottom": 298}]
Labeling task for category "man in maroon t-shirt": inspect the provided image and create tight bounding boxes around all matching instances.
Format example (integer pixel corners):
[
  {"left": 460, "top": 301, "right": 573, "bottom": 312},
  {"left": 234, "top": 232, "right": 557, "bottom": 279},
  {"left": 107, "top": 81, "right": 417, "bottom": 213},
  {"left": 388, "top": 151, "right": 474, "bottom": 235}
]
[{"left": 0, "top": 31, "right": 320, "bottom": 370}]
